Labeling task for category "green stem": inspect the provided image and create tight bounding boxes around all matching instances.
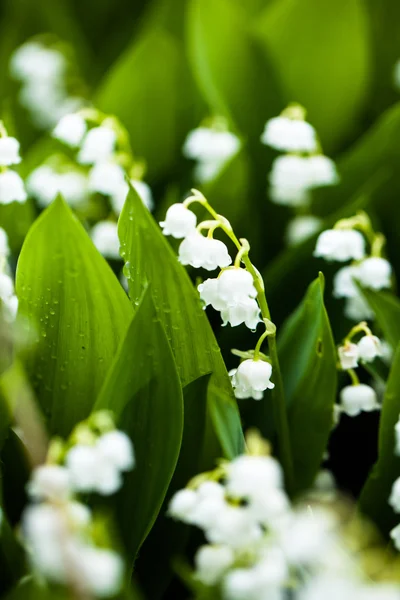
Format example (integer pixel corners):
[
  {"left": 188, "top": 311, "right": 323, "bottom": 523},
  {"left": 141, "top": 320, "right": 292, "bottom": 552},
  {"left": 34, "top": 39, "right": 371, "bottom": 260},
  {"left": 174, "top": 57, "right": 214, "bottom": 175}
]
[{"left": 196, "top": 194, "right": 295, "bottom": 491}]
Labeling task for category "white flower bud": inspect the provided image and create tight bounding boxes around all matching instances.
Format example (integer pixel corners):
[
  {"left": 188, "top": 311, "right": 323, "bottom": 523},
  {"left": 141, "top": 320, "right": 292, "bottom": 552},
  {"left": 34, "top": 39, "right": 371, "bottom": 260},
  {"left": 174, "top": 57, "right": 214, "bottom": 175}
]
[
  {"left": 314, "top": 229, "right": 365, "bottom": 262},
  {"left": 0, "top": 136, "right": 21, "bottom": 166},
  {"left": 178, "top": 231, "right": 232, "bottom": 271},
  {"left": 194, "top": 545, "right": 234, "bottom": 585},
  {"left": 333, "top": 265, "right": 360, "bottom": 298},
  {"left": 357, "top": 335, "right": 382, "bottom": 363},
  {"left": 389, "top": 478, "right": 400, "bottom": 513},
  {"left": 285, "top": 215, "right": 322, "bottom": 247},
  {"left": 79, "top": 546, "right": 124, "bottom": 598},
  {"left": 96, "top": 430, "right": 135, "bottom": 472},
  {"left": 0, "top": 170, "right": 27, "bottom": 204},
  {"left": 390, "top": 523, "right": 400, "bottom": 550},
  {"left": 160, "top": 203, "right": 197, "bottom": 239},
  {"left": 27, "top": 465, "right": 71, "bottom": 502},
  {"left": 53, "top": 113, "right": 87, "bottom": 147},
  {"left": 356, "top": 257, "right": 392, "bottom": 290},
  {"left": 344, "top": 294, "right": 375, "bottom": 321},
  {"left": 261, "top": 116, "right": 317, "bottom": 152},
  {"left": 340, "top": 384, "right": 379, "bottom": 417},
  {"left": 338, "top": 342, "right": 359, "bottom": 370},
  {"left": 91, "top": 221, "right": 120, "bottom": 260},
  {"left": 220, "top": 297, "right": 261, "bottom": 330},
  {"left": 78, "top": 126, "right": 117, "bottom": 165},
  {"left": 231, "top": 359, "right": 274, "bottom": 401},
  {"left": 306, "top": 155, "right": 339, "bottom": 188},
  {"left": 168, "top": 488, "right": 198, "bottom": 521}
]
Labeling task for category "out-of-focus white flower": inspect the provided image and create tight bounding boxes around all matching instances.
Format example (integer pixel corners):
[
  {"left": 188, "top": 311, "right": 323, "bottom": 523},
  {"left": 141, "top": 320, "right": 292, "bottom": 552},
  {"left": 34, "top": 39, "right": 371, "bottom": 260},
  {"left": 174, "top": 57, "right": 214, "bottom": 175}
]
[
  {"left": 279, "top": 508, "right": 337, "bottom": 565},
  {"left": 88, "top": 161, "right": 125, "bottom": 196},
  {"left": 0, "top": 274, "right": 18, "bottom": 321},
  {"left": 390, "top": 523, "right": 400, "bottom": 550},
  {"left": 0, "top": 227, "right": 10, "bottom": 257},
  {"left": 344, "top": 294, "right": 375, "bottom": 321},
  {"left": 356, "top": 257, "right": 392, "bottom": 290},
  {"left": 225, "top": 455, "right": 283, "bottom": 501},
  {"left": 53, "top": 113, "right": 87, "bottom": 147},
  {"left": 389, "top": 478, "right": 400, "bottom": 513},
  {"left": 168, "top": 488, "right": 199, "bottom": 520},
  {"left": 131, "top": 180, "right": 154, "bottom": 211},
  {"left": 340, "top": 384, "right": 379, "bottom": 417},
  {"left": 306, "top": 155, "right": 339, "bottom": 188},
  {"left": 194, "top": 545, "right": 234, "bottom": 585},
  {"left": 338, "top": 342, "right": 359, "bottom": 370},
  {"left": 79, "top": 545, "right": 124, "bottom": 598},
  {"left": 91, "top": 221, "right": 120, "bottom": 260},
  {"left": 261, "top": 116, "right": 317, "bottom": 152},
  {"left": 78, "top": 126, "right": 117, "bottom": 165},
  {"left": 10, "top": 42, "right": 66, "bottom": 83},
  {"left": 333, "top": 265, "right": 360, "bottom": 298},
  {"left": 395, "top": 418, "right": 400, "bottom": 456},
  {"left": 357, "top": 335, "right": 382, "bottom": 363},
  {"left": 0, "top": 170, "right": 27, "bottom": 204},
  {"left": 230, "top": 359, "right": 274, "bottom": 400},
  {"left": 96, "top": 430, "right": 135, "bottom": 472},
  {"left": 27, "top": 165, "right": 88, "bottom": 208},
  {"left": 269, "top": 155, "right": 311, "bottom": 206},
  {"left": 179, "top": 231, "right": 232, "bottom": 271},
  {"left": 27, "top": 465, "right": 71, "bottom": 502},
  {"left": 183, "top": 127, "right": 240, "bottom": 183},
  {"left": 314, "top": 229, "right": 366, "bottom": 262},
  {"left": 0, "top": 136, "right": 21, "bottom": 166},
  {"left": 285, "top": 215, "right": 322, "bottom": 247},
  {"left": 160, "top": 203, "right": 197, "bottom": 239}
]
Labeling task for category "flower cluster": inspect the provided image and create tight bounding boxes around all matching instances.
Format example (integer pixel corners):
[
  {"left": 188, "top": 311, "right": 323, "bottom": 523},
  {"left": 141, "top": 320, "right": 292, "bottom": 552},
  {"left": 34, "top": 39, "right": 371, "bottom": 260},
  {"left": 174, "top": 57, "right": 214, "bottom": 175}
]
[
  {"left": 183, "top": 117, "right": 241, "bottom": 183},
  {"left": 169, "top": 432, "right": 399, "bottom": 600},
  {"left": 315, "top": 212, "right": 392, "bottom": 321},
  {"left": 336, "top": 322, "right": 382, "bottom": 418},
  {"left": 0, "top": 123, "right": 27, "bottom": 206},
  {"left": 261, "top": 104, "right": 338, "bottom": 247},
  {"left": 10, "top": 39, "right": 86, "bottom": 129},
  {"left": 160, "top": 190, "right": 277, "bottom": 401},
  {"left": 21, "top": 411, "right": 134, "bottom": 596},
  {"left": 0, "top": 227, "right": 18, "bottom": 322}
]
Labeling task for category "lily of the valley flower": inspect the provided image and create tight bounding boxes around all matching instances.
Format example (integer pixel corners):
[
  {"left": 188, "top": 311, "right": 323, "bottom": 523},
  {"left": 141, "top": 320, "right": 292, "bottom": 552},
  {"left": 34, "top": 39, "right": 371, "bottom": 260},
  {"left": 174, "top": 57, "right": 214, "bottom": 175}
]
[
  {"left": 339, "top": 384, "right": 379, "bottom": 417},
  {"left": 53, "top": 113, "right": 88, "bottom": 147},
  {"left": 230, "top": 359, "right": 274, "bottom": 400},
  {"left": 338, "top": 342, "right": 359, "bottom": 370},
  {"left": 261, "top": 116, "right": 317, "bottom": 153},
  {"left": 160, "top": 203, "right": 197, "bottom": 239},
  {"left": 178, "top": 231, "right": 232, "bottom": 271},
  {"left": 314, "top": 229, "right": 366, "bottom": 262}
]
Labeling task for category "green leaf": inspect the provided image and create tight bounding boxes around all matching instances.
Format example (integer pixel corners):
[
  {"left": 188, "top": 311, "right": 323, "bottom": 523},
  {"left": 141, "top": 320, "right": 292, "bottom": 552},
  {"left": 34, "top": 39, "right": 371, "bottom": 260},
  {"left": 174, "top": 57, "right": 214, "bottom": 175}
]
[
  {"left": 95, "top": 288, "right": 183, "bottom": 562},
  {"left": 96, "top": 28, "right": 199, "bottom": 181},
  {"left": 359, "top": 288, "right": 400, "bottom": 352},
  {"left": 254, "top": 0, "right": 370, "bottom": 151},
  {"left": 359, "top": 344, "right": 400, "bottom": 536},
  {"left": 186, "top": 0, "right": 283, "bottom": 138},
  {"left": 15, "top": 197, "right": 132, "bottom": 436},
  {"left": 118, "top": 187, "right": 244, "bottom": 459},
  {"left": 135, "top": 374, "right": 210, "bottom": 599},
  {"left": 278, "top": 273, "right": 337, "bottom": 493}
]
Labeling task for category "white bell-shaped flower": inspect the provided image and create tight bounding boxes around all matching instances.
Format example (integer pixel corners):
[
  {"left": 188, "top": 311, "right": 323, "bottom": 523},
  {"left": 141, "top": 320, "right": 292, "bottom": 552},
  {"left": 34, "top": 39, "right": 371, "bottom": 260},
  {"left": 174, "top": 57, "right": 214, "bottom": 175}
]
[
  {"left": 389, "top": 477, "right": 400, "bottom": 513},
  {"left": 27, "top": 465, "right": 71, "bottom": 502},
  {"left": 188, "top": 481, "right": 227, "bottom": 531},
  {"left": 56, "top": 172, "right": 88, "bottom": 207},
  {"left": 194, "top": 545, "right": 234, "bottom": 585},
  {"left": 357, "top": 335, "right": 382, "bottom": 363},
  {"left": 0, "top": 136, "right": 21, "bottom": 166},
  {"left": 338, "top": 342, "right": 359, "bottom": 370},
  {"left": 261, "top": 116, "right": 317, "bottom": 152},
  {"left": 160, "top": 203, "right": 197, "bottom": 239},
  {"left": 269, "top": 155, "right": 311, "bottom": 207},
  {"left": 356, "top": 257, "right": 392, "bottom": 290},
  {"left": 53, "top": 113, "right": 87, "bottom": 147},
  {"left": 178, "top": 231, "right": 232, "bottom": 271},
  {"left": 88, "top": 161, "right": 125, "bottom": 196},
  {"left": 91, "top": 221, "right": 120, "bottom": 260},
  {"left": 314, "top": 229, "right": 366, "bottom": 262},
  {"left": 79, "top": 546, "right": 124, "bottom": 598},
  {"left": 333, "top": 265, "right": 360, "bottom": 298},
  {"left": 78, "top": 126, "right": 117, "bottom": 165},
  {"left": 344, "top": 293, "right": 375, "bottom": 321},
  {"left": 221, "top": 297, "right": 261, "bottom": 330},
  {"left": 198, "top": 278, "right": 226, "bottom": 311},
  {"left": 205, "top": 503, "right": 262, "bottom": 549},
  {"left": 225, "top": 455, "right": 283, "bottom": 501},
  {"left": 0, "top": 227, "right": 10, "bottom": 257},
  {"left": 27, "top": 165, "right": 59, "bottom": 205},
  {"left": 0, "top": 170, "right": 27, "bottom": 204},
  {"left": 230, "top": 359, "right": 274, "bottom": 401},
  {"left": 285, "top": 215, "right": 322, "bottom": 247},
  {"left": 66, "top": 444, "right": 101, "bottom": 493},
  {"left": 340, "top": 384, "right": 379, "bottom": 417},
  {"left": 183, "top": 127, "right": 240, "bottom": 183},
  {"left": 168, "top": 488, "right": 198, "bottom": 520},
  {"left": 96, "top": 430, "right": 135, "bottom": 472},
  {"left": 306, "top": 155, "right": 339, "bottom": 188},
  {"left": 218, "top": 268, "right": 257, "bottom": 303},
  {"left": 390, "top": 524, "right": 400, "bottom": 551},
  {"left": 10, "top": 43, "right": 66, "bottom": 83}
]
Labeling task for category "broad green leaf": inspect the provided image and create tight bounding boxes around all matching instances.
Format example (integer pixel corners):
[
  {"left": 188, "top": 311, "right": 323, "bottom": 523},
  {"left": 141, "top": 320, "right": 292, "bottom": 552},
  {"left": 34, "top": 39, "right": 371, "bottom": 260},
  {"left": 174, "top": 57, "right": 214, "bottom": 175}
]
[
  {"left": 16, "top": 197, "right": 132, "bottom": 436},
  {"left": 118, "top": 187, "right": 244, "bottom": 459},
  {"left": 254, "top": 0, "right": 370, "bottom": 151},
  {"left": 96, "top": 29, "right": 200, "bottom": 181},
  {"left": 278, "top": 274, "right": 337, "bottom": 493},
  {"left": 360, "top": 288, "right": 400, "bottom": 352},
  {"left": 95, "top": 288, "right": 183, "bottom": 562},
  {"left": 359, "top": 344, "right": 400, "bottom": 536},
  {"left": 186, "top": 0, "right": 283, "bottom": 139},
  {"left": 136, "top": 374, "right": 210, "bottom": 599}
]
